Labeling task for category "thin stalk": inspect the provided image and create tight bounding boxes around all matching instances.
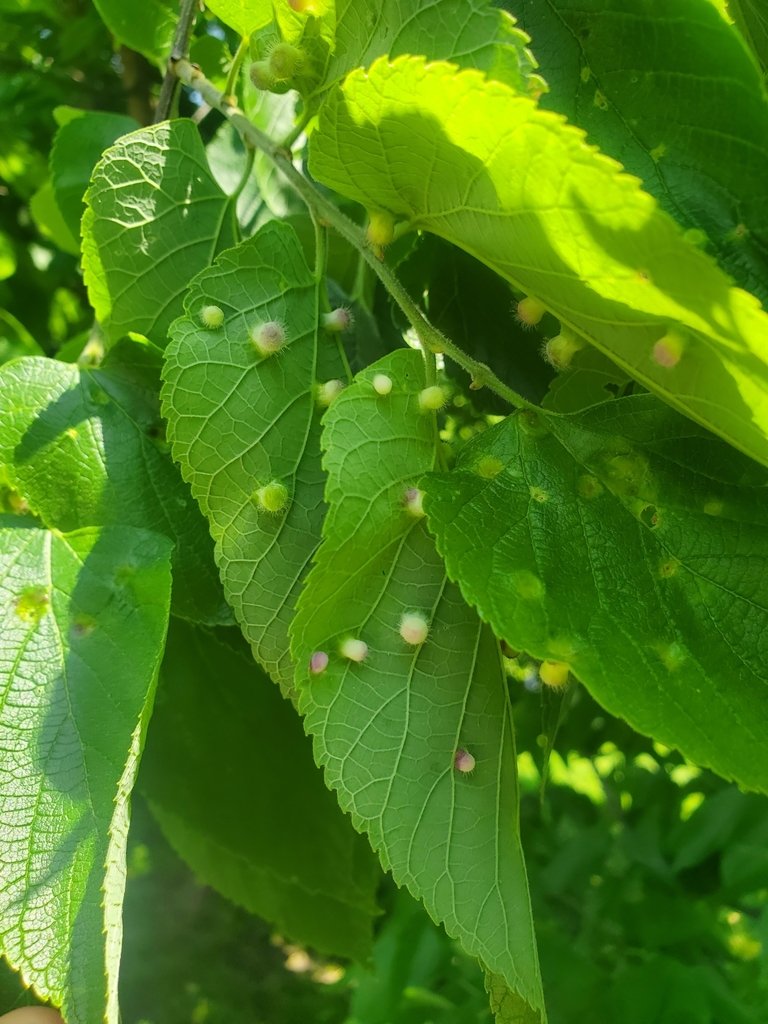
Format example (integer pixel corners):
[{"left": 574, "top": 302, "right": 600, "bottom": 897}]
[
  {"left": 155, "top": 0, "right": 198, "bottom": 123},
  {"left": 223, "top": 35, "right": 249, "bottom": 100},
  {"left": 280, "top": 107, "right": 314, "bottom": 151},
  {"left": 231, "top": 145, "right": 255, "bottom": 202},
  {"left": 172, "top": 59, "right": 537, "bottom": 410}
]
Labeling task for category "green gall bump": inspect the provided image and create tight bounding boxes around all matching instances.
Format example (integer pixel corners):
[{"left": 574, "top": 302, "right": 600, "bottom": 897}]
[
  {"left": 200, "top": 304, "right": 224, "bottom": 329},
  {"left": 500, "top": 640, "right": 520, "bottom": 659},
  {"left": 399, "top": 613, "right": 429, "bottom": 646},
  {"left": 544, "top": 326, "right": 585, "bottom": 370},
  {"left": 289, "top": 0, "right": 311, "bottom": 10},
  {"left": 71, "top": 613, "right": 97, "bottom": 639},
  {"left": 513, "top": 570, "right": 543, "bottom": 600},
  {"left": 366, "top": 210, "right": 395, "bottom": 247},
  {"left": 255, "top": 480, "right": 289, "bottom": 513},
  {"left": 249, "top": 60, "right": 274, "bottom": 91},
  {"left": 578, "top": 475, "right": 602, "bottom": 500},
  {"left": 373, "top": 374, "right": 392, "bottom": 396},
  {"left": 16, "top": 586, "right": 49, "bottom": 624},
  {"left": 652, "top": 329, "right": 686, "bottom": 368},
  {"left": 704, "top": 499, "right": 723, "bottom": 516},
  {"left": 475, "top": 455, "right": 504, "bottom": 479},
  {"left": 404, "top": 488, "right": 425, "bottom": 517},
  {"left": 454, "top": 749, "right": 475, "bottom": 773},
  {"left": 656, "top": 642, "right": 686, "bottom": 672},
  {"left": 322, "top": 307, "right": 353, "bottom": 332},
  {"left": 268, "top": 42, "right": 304, "bottom": 80},
  {"left": 516, "top": 296, "right": 546, "bottom": 327},
  {"left": 539, "top": 660, "right": 569, "bottom": 688},
  {"left": 529, "top": 486, "right": 548, "bottom": 503},
  {"left": 659, "top": 557, "right": 680, "bottom": 579},
  {"left": 340, "top": 637, "right": 368, "bottom": 662},
  {"left": 317, "top": 379, "right": 345, "bottom": 407},
  {"left": 418, "top": 385, "right": 446, "bottom": 412},
  {"left": 251, "top": 320, "right": 285, "bottom": 357}
]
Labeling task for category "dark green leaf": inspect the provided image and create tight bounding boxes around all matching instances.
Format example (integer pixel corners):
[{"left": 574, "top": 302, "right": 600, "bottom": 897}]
[{"left": 140, "top": 617, "right": 381, "bottom": 960}]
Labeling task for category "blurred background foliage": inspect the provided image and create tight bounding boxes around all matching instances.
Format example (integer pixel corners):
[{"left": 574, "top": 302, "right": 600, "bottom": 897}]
[{"left": 2, "top": 1, "right": 768, "bottom": 1021}]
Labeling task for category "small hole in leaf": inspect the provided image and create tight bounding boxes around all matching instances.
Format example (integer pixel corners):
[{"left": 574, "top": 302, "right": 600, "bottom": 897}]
[{"left": 640, "top": 504, "right": 659, "bottom": 528}]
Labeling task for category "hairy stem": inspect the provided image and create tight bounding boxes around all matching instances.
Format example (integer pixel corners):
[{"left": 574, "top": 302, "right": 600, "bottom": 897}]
[
  {"left": 155, "top": 0, "right": 199, "bottom": 123},
  {"left": 172, "top": 59, "right": 536, "bottom": 410},
  {"left": 223, "top": 35, "right": 249, "bottom": 100}
]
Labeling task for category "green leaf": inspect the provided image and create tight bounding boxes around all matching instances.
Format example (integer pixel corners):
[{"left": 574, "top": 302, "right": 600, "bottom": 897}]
[
  {"left": 0, "top": 343, "right": 230, "bottom": 626},
  {"left": 50, "top": 107, "right": 139, "bottom": 245},
  {"left": 309, "top": 56, "right": 768, "bottom": 469},
  {"left": 204, "top": 0, "right": 272, "bottom": 37},
  {"left": 0, "top": 522, "right": 172, "bottom": 1023},
  {"left": 91, "top": 0, "right": 177, "bottom": 66},
  {"left": 512, "top": 0, "right": 768, "bottom": 305},
  {"left": 83, "top": 120, "right": 236, "bottom": 349},
  {"left": 541, "top": 346, "right": 632, "bottom": 414},
  {"left": 0, "top": 232, "right": 16, "bottom": 281},
  {"left": 486, "top": 970, "right": 545, "bottom": 1024},
  {"left": 0, "top": 310, "right": 43, "bottom": 366},
  {"left": 423, "top": 394, "right": 768, "bottom": 793},
  {"left": 29, "top": 180, "right": 79, "bottom": 256},
  {"left": 162, "top": 220, "right": 346, "bottom": 694},
  {"left": 140, "top": 617, "right": 381, "bottom": 960},
  {"left": 291, "top": 349, "right": 545, "bottom": 1019},
  {"left": 718, "top": 0, "right": 768, "bottom": 73},
  {"left": 310, "top": 0, "right": 543, "bottom": 104},
  {"left": 397, "top": 235, "right": 555, "bottom": 413}
]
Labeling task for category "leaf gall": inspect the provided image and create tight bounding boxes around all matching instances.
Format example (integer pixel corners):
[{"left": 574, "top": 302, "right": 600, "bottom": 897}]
[{"left": 399, "top": 613, "right": 429, "bottom": 646}]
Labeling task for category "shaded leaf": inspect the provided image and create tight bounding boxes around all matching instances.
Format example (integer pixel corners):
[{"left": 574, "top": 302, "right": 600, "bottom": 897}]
[
  {"left": 162, "top": 220, "right": 346, "bottom": 694},
  {"left": 0, "top": 522, "right": 172, "bottom": 1023},
  {"left": 291, "top": 349, "right": 545, "bottom": 1018},
  {"left": 310, "top": 56, "right": 768, "bottom": 468},
  {"left": 91, "top": 0, "right": 177, "bottom": 66},
  {"left": 424, "top": 394, "right": 768, "bottom": 793},
  {"left": 141, "top": 617, "right": 381, "bottom": 960}
]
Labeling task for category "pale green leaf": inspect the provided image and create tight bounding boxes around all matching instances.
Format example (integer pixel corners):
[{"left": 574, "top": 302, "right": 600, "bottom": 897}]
[
  {"left": 291, "top": 349, "right": 545, "bottom": 1019},
  {"left": 0, "top": 522, "right": 172, "bottom": 1024},
  {"left": 204, "top": 0, "right": 272, "bottom": 37},
  {"left": 50, "top": 107, "right": 139, "bottom": 246},
  {"left": 162, "top": 220, "right": 346, "bottom": 694},
  {"left": 83, "top": 120, "right": 236, "bottom": 349},
  {"left": 309, "top": 56, "right": 768, "bottom": 469},
  {"left": 0, "top": 311, "right": 42, "bottom": 367},
  {"left": 541, "top": 346, "right": 632, "bottom": 414},
  {"left": 423, "top": 395, "right": 768, "bottom": 793},
  {"left": 29, "top": 181, "right": 79, "bottom": 256},
  {"left": 141, "top": 617, "right": 381, "bottom": 960},
  {"left": 513, "top": 0, "right": 768, "bottom": 304},
  {"left": 0, "top": 344, "right": 230, "bottom": 626}
]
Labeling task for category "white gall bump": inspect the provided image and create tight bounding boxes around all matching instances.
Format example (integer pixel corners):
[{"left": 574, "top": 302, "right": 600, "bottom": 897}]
[
  {"left": 454, "top": 749, "right": 476, "bottom": 773},
  {"left": 310, "top": 651, "right": 329, "bottom": 674},
  {"left": 399, "top": 613, "right": 429, "bottom": 646},
  {"left": 200, "top": 304, "right": 224, "bottom": 329},
  {"left": 323, "top": 307, "right": 353, "bottom": 332},
  {"left": 418, "top": 385, "right": 446, "bottom": 412},
  {"left": 340, "top": 638, "right": 368, "bottom": 662},
  {"left": 652, "top": 329, "right": 685, "bottom": 368},
  {"left": 373, "top": 373, "right": 392, "bottom": 396},
  {"left": 251, "top": 320, "right": 286, "bottom": 357},
  {"left": 404, "top": 487, "right": 425, "bottom": 517}
]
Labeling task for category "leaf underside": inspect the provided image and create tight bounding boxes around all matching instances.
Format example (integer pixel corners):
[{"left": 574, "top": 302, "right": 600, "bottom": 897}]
[
  {"left": 0, "top": 523, "right": 172, "bottom": 1024},
  {"left": 424, "top": 394, "right": 768, "bottom": 793},
  {"left": 162, "top": 220, "right": 346, "bottom": 695},
  {"left": 291, "top": 349, "right": 545, "bottom": 1018},
  {"left": 309, "top": 55, "right": 768, "bottom": 469}
]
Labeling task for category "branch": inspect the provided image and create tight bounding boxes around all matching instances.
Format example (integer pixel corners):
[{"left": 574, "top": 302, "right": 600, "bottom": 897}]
[
  {"left": 155, "top": 0, "right": 200, "bottom": 124},
  {"left": 171, "top": 58, "right": 536, "bottom": 410}
]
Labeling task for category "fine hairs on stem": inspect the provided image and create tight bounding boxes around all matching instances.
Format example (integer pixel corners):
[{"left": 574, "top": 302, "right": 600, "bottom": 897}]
[{"left": 170, "top": 57, "right": 539, "bottom": 411}]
